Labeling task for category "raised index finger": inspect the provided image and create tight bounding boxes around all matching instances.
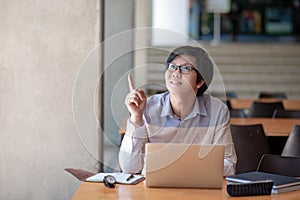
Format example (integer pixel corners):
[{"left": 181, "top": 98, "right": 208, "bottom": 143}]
[{"left": 128, "top": 74, "right": 135, "bottom": 91}]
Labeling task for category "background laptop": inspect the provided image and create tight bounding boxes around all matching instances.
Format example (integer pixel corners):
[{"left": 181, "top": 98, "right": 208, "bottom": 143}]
[{"left": 145, "top": 143, "right": 225, "bottom": 188}]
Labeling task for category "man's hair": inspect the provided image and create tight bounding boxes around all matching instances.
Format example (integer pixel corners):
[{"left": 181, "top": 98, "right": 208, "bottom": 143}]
[{"left": 166, "top": 46, "right": 214, "bottom": 96}]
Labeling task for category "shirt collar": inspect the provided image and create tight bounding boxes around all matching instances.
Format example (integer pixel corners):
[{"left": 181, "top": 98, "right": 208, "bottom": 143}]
[{"left": 161, "top": 93, "right": 208, "bottom": 119}]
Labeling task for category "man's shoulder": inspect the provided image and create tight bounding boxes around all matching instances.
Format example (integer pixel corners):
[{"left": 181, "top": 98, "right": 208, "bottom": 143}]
[{"left": 200, "top": 93, "right": 228, "bottom": 110}]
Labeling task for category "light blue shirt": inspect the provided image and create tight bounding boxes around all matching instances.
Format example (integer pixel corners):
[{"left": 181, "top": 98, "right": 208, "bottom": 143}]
[{"left": 119, "top": 92, "right": 237, "bottom": 176}]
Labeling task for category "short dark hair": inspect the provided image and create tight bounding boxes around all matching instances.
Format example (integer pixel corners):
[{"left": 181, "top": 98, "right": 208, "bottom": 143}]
[{"left": 166, "top": 46, "right": 214, "bottom": 96}]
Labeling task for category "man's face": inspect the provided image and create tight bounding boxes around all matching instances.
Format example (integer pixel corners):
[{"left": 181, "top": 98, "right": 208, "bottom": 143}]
[{"left": 165, "top": 54, "right": 203, "bottom": 97}]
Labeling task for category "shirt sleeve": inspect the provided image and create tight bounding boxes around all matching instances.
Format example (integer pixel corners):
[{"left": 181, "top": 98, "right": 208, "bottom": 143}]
[{"left": 118, "top": 119, "right": 149, "bottom": 173}]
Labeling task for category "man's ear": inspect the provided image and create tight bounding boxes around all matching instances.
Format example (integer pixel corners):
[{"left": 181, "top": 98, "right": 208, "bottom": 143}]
[{"left": 196, "top": 80, "right": 205, "bottom": 88}]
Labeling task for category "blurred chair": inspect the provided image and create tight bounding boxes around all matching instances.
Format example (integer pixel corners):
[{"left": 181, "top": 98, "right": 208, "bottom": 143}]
[
  {"left": 281, "top": 125, "right": 300, "bottom": 157},
  {"left": 230, "top": 124, "right": 271, "bottom": 174},
  {"left": 223, "top": 100, "right": 235, "bottom": 110},
  {"left": 248, "top": 101, "right": 284, "bottom": 118},
  {"left": 272, "top": 109, "right": 300, "bottom": 118},
  {"left": 259, "top": 92, "right": 287, "bottom": 99},
  {"left": 230, "top": 109, "right": 247, "bottom": 118},
  {"left": 257, "top": 154, "right": 300, "bottom": 177},
  {"left": 223, "top": 100, "right": 246, "bottom": 118}
]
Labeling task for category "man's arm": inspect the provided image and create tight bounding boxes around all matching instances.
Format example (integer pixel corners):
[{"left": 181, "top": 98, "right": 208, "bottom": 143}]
[{"left": 119, "top": 119, "right": 148, "bottom": 173}]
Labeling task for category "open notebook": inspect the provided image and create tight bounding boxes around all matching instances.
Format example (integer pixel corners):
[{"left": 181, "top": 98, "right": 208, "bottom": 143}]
[
  {"left": 145, "top": 143, "right": 225, "bottom": 188},
  {"left": 86, "top": 172, "right": 144, "bottom": 185}
]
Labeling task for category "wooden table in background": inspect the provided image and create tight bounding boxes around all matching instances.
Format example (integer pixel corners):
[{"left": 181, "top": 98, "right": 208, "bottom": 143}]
[
  {"left": 230, "top": 118, "right": 300, "bottom": 136},
  {"left": 230, "top": 99, "right": 300, "bottom": 110},
  {"left": 72, "top": 181, "right": 300, "bottom": 200},
  {"left": 119, "top": 118, "right": 300, "bottom": 136}
]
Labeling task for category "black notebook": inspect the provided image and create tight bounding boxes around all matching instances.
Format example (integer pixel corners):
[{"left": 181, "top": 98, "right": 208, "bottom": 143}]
[{"left": 226, "top": 172, "right": 300, "bottom": 194}]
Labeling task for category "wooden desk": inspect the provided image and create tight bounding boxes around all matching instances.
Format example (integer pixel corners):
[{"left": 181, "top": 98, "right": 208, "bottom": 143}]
[
  {"left": 72, "top": 181, "right": 300, "bottom": 200},
  {"left": 229, "top": 99, "right": 300, "bottom": 110},
  {"left": 230, "top": 118, "right": 300, "bottom": 136}
]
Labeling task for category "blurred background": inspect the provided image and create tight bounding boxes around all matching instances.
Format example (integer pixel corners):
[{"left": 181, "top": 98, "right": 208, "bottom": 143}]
[{"left": 1, "top": 0, "right": 299, "bottom": 199}]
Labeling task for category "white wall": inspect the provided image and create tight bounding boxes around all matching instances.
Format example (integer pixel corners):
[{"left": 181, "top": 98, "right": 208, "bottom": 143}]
[
  {"left": 152, "top": 0, "right": 189, "bottom": 45},
  {"left": 0, "top": 1, "right": 101, "bottom": 199}
]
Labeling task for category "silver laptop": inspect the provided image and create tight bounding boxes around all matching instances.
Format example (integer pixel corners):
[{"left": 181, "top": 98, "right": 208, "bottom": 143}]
[{"left": 145, "top": 143, "right": 225, "bottom": 188}]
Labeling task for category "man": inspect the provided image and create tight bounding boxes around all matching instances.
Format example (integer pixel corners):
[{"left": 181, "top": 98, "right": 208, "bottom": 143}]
[{"left": 119, "top": 46, "right": 237, "bottom": 176}]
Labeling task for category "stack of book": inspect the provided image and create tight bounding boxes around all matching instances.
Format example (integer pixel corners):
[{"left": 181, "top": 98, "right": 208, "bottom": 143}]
[{"left": 226, "top": 171, "right": 300, "bottom": 194}]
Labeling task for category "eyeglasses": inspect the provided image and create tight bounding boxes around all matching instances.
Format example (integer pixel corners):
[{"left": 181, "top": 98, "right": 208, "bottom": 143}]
[{"left": 165, "top": 63, "right": 196, "bottom": 74}]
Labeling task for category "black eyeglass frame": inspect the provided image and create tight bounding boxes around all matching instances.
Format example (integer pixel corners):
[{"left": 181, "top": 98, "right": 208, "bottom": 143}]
[{"left": 165, "top": 63, "right": 197, "bottom": 74}]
